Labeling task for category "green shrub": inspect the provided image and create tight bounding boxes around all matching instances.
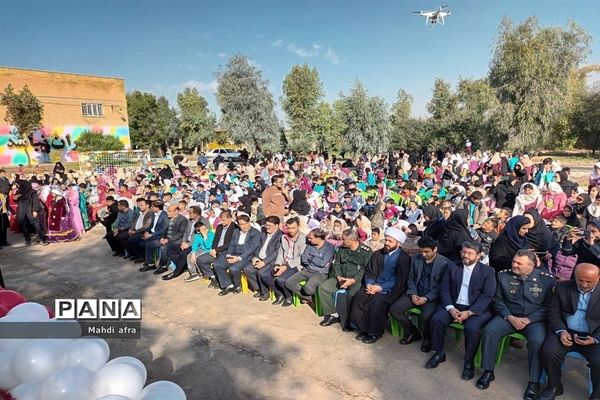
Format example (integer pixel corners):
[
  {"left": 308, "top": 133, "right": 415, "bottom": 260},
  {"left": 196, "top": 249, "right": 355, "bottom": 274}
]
[{"left": 75, "top": 130, "right": 125, "bottom": 152}]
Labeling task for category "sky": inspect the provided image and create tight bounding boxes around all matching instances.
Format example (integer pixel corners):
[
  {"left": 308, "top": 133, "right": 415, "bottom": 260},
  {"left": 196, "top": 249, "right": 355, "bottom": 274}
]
[{"left": 1, "top": 0, "right": 600, "bottom": 120}]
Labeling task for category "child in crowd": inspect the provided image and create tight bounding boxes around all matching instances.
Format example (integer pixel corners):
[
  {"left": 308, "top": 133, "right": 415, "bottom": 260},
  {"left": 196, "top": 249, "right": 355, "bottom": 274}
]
[
  {"left": 366, "top": 227, "right": 385, "bottom": 252},
  {"left": 477, "top": 218, "right": 499, "bottom": 264}
]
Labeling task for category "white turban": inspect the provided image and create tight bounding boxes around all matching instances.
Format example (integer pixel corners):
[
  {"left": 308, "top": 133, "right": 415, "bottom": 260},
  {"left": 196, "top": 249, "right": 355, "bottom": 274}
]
[{"left": 384, "top": 227, "right": 406, "bottom": 244}]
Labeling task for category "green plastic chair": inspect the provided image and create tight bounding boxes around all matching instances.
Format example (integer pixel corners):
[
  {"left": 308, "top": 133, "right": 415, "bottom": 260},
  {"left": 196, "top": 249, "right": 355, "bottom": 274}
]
[
  {"left": 389, "top": 307, "right": 422, "bottom": 338},
  {"left": 495, "top": 332, "right": 526, "bottom": 367},
  {"left": 292, "top": 280, "right": 323, "bottom": 316},
  {"left": 449, "top": 322, "right": 482, "bottom": 368}
]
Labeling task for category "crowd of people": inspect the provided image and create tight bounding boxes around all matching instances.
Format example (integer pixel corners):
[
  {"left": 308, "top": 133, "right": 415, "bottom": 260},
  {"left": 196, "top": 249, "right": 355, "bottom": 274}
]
[{"left": 2, "top": 149, "right": 600, "bottom": 400}]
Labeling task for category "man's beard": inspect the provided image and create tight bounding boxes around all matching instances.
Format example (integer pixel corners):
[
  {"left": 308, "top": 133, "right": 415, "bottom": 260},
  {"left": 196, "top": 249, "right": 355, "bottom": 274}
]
[{"left": 383, "top": 244, "right": 398, "bottom": 253}]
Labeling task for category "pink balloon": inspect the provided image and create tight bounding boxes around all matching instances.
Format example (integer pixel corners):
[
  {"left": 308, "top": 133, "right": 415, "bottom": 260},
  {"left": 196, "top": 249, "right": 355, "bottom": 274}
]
[
  {"left": 45, "top": 305, "right": 55, "bottom": 318},
  {"left": 0, "top": 291, "right": 26, "bottom": 311},
  {"left": 0, "top": 305, "right": 8, "bottom": 318}
]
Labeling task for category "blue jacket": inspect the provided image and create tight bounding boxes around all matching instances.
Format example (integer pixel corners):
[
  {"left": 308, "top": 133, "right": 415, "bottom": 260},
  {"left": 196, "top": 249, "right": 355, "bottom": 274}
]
[
  {"left": 227, "top": 227, "right": 262, "bottom": 262},
  {"left": 192, "top": 231, "right": 215, "bottom": 254},
  {"left": 146, "top": 211, "right": 168, "bottom": 241}
]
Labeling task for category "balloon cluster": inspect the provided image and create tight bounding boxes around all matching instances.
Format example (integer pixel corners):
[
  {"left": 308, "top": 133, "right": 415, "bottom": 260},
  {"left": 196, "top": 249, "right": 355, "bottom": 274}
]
[{"left": 0, "top": 290, "right": 187, "bottom": 400}]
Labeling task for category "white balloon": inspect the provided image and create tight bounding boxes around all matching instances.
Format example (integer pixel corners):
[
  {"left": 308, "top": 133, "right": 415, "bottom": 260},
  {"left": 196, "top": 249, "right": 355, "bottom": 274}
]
[
  {"left": 91, "top": 362, "right": 145, "bottom": 399},
  {"left": 138, "top": 381, "right": 186, "bottom": 400},
  {"left": 9, "top": 379, "right": 42, "bottom": 400},
  {"left": 0, "top": 350, "right": 19, "bottom": 390},
  {"left": 0, "top": 314, "right": 33, "bottom": 351},
  {"left": 106, "top": 356, "right": 147, "bottom": 383},
  {"left": 7, "top": 302, "right": 50, "bottom": 321},
  {"left": 96, "top": 396, "right": 132, "bottom": 400},
  {"left": 138, "top": 389, "right": 185, "bottom": 400},
  {"left": 12, "top": 339, "right": 61, "bottom": 383},
  {"left": 39, "top": 366, "right": 94, "bottom": 400},
  {"left": 59, "top": 339, "right": 109, "bottom": 372}
]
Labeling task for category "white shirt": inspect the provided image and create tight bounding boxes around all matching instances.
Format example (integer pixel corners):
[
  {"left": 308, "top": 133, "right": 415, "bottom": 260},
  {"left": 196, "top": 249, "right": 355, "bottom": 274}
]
[
  {"left": 238, "top": 230, "right": 248, "bottom": 245},
  {"left": 134, "top": 211, "right": 146, "bottom": 230},
  {"left": 446, "top": 263, "right": 477, "bottom": 310},
  {"left": 258, "top": 233, "right": 274, "bottom": 260},
  {"left": 150, "top": 211, "right": 161, "bottom": 233}
]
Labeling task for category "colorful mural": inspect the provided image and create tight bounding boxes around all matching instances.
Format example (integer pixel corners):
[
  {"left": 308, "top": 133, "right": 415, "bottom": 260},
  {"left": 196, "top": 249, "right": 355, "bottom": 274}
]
[{"left": 0, "top": 125, "right": 130, "bottom": 166}]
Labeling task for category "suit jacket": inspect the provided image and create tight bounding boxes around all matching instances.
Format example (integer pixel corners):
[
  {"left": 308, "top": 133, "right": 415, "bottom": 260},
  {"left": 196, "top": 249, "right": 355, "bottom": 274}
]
[
  {"left": 406, "top": 253, "right": 450, "bottom": 302},
  {"left": 131, "top": 210, "right": 153, "bottom": 235},
  {"left": 549, "top": 280, "right": 600, "bottom": 342},
  {"left": 440, "top": 261, "right": 496, "bottom": 316},
  {"left": 227, "top": 227, "right": 262, "bottom": 262},
  {"left": 212, "top": 223, "right": 239, "bottom": 255},
  {"left": 146, "top": 211, "right": 168, "bottom": 241},
  {"left": 162, "top": 214, "right": 188, "bottom": 244},
  {"left": 254, "top": 229, "right": 283, "bottom": 267}
]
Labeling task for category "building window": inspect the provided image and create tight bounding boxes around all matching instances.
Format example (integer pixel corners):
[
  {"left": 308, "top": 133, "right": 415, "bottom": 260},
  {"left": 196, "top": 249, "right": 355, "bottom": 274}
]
[{"left": 82, "top": 103, "right": 103, "bottom": 117}]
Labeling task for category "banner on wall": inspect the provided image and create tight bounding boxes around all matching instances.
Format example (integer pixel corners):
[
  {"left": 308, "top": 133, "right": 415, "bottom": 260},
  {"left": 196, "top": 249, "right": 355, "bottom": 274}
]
[{"left": 0, "top": 125, "right": 131, "bottom": 166}]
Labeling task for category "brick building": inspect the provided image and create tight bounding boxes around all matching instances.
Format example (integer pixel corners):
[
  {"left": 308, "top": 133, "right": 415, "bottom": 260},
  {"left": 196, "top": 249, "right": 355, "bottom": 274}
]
[{"left": 0, "top": 66, "right": 130, "bottom": 166}]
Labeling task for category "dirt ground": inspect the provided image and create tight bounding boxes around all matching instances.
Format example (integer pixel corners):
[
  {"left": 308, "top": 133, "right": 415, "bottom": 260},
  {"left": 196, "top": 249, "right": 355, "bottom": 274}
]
[{"left": 1, "top": 227, "right": 591, "bottom": 400}]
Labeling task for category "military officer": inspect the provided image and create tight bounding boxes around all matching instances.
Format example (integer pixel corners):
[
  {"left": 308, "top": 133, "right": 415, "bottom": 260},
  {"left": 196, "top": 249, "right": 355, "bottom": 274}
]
[
  {"left": 476, "top": 249, "right": 556, "bottom": 400},
  {"left": 317, "top": 228, "right": 372, "bottom": 330}
]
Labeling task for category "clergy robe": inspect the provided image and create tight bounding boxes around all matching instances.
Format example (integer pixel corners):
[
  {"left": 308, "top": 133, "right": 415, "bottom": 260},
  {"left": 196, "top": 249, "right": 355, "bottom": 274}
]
[{"left": 350, "top": 248, "right": 411, "bottom": 337}]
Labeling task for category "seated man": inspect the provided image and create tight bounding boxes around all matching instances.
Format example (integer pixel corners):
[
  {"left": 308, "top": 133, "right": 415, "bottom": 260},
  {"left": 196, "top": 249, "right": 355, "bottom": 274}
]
[
  {"left": 242, "top": 215, "right": 283, "bottom": 300},
  {"left": 140, "top": 204, "right": 187, "bottom": 272},
  {"left": 105, "top": 199, "right": 135, "bottom": 257},
  {"left": 261, "top": 217, "right": 307, "bottom": 306},
  {"left": 125, "top": 198, "right": 153, "bottom": 262},
  {"left": 285, "top": 228, "right": 335, "bottom": 305},
  {"left": 425, "top": 241, "right": 496, "bottom": 381},
  {"left": 318, "top": 228, "right": 372, "bottom": 330},
  {"left": 539, "top": 263, "right": 600, "bottom": 400},
  {"left": 477, "top": 249, "right": 555, "bottom": 400},
  {"left": 350, "top": 227, "right": 411, "bottom": 344},
  {"left": 389, "top": 236, "right": 450, "bottom": 352},
  {"left": 162, "top": 205, "right": 203, "bottom": 281},
  {"left": 136, "top": 200, "right": 168, "bottom": 269},
  {"left": 214, "top": 214, "right": 261, "bottom": 296},
  {"left": 196, "top": 210, "right": 238, "bottom": 288}
]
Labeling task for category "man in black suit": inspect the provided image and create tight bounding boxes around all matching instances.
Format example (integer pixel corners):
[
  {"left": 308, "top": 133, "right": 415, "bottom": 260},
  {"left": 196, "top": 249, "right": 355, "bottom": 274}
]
[
  {"left": 389, "top": 236, "right": 450, "bottom": 352},
  {"left": 139, "top": 203, "right": 184, "bottom": 272},
  {"left": 214, "top": 214, "right": 261, "bottom": 296},
  {"left": 196, "top": 210, "right": 238, "bottom": 288},
  {"left": 425, "top": 241, "right": 496, "bottom": 381},
  {"left": 101, "top": 196, "right": 119, "bottom": 236},
  {"left": 125, "top": 198, "right": 153, "bottom": 262},
  {"left": 136, "top": 200, "right": 168, "bottom": 269},
  {"left": 162, "top": 206, "right": 204, "bottom": 280},
  {"left": 242, "top": 215, "right": 283, "bottom": 300},
  {"left": 539, "top": 263, "right": 600, "bottom": 400}
]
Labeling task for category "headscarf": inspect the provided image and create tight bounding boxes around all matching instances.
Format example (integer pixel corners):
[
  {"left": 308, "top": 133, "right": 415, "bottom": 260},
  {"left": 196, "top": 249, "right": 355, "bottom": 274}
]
[
  {"left": 524, "top": 209, "right": 555, "bottom": 251},
  {"left": 503, "top": 215, "right": 529, "bottom": 249},
  {"left": 421, "top": 204, "right": 442, "bottom": 225},
  {"left": 574, "top": 193, "right": 592, "bottom": 215},
  {"left": 563, "top": 205, "right": 581, "bottom": 226},
  {"left": 289, "top": 189, "right": 311, "bottom": 216},
  {"left": 547, "top": 182, "right": 563, "bottom": 195},
  {"left": 517, "top": 183, "right": 541, "bottom": 204},
  {"left": 443, "top": 208, "right": 471, "bottom": 235},
  {"left": 587, "top": 197, "right": 600, "bottom": 219}
]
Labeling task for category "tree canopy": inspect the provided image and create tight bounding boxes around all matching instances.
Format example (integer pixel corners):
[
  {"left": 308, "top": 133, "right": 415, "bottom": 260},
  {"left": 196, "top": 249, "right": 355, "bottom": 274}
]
[{"left": 216, "top": 54, "right": 280, "bottom": 151}]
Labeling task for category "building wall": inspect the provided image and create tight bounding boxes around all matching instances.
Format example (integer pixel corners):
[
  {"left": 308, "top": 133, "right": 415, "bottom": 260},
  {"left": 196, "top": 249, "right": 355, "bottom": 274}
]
[{"left": 0, "top": 66, "right": 130, "bottom": 165}]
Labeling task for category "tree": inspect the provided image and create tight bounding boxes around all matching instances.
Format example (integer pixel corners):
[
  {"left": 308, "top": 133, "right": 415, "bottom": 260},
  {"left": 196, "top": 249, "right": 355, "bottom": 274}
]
[
  {"left": 427, "top": 79, "right": 456, "bottom": 120},
  {"left": 75, "top": 130, "right": 125, "bottom": 151},
  {"left": 389, "top": 89, "right": 414, "bottom": 149},
  {"left": 126, "top": 91, "right": 178, "bottom": 155},
  {"left": 339, "top": 81, "right": 390, "bottom": 155},
  {"left": 312, "top": 101, "right": 343, "bottom": 153},
  {"left": 216, "top": 54, "right": 280, "bottom": 151},
  {"left": 0, "top": 84, "right": 44, "bottom": 164},
  {"left": 489, "top": 17, "right": 591, "bottom": 150},
  {"left": 176, "top": 87, "right": 216, "bottom": 153},
  {"left": 281, "top": 64, "right": 324, "bottom": 152},
  {"left": 571, "top": 84, "right": 600, "bottom": 155}
]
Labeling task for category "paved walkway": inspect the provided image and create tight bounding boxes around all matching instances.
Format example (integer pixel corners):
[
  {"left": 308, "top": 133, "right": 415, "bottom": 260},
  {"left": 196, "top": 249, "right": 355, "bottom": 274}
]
[{"left": 1, "top": 227, "right": 589, "bottom": 399}]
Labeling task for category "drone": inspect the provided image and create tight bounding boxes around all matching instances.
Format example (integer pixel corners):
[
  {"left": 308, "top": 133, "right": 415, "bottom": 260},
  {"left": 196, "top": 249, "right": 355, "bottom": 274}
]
[{"left": 413, "top": 5, "right": 451, "bottom": 27}]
